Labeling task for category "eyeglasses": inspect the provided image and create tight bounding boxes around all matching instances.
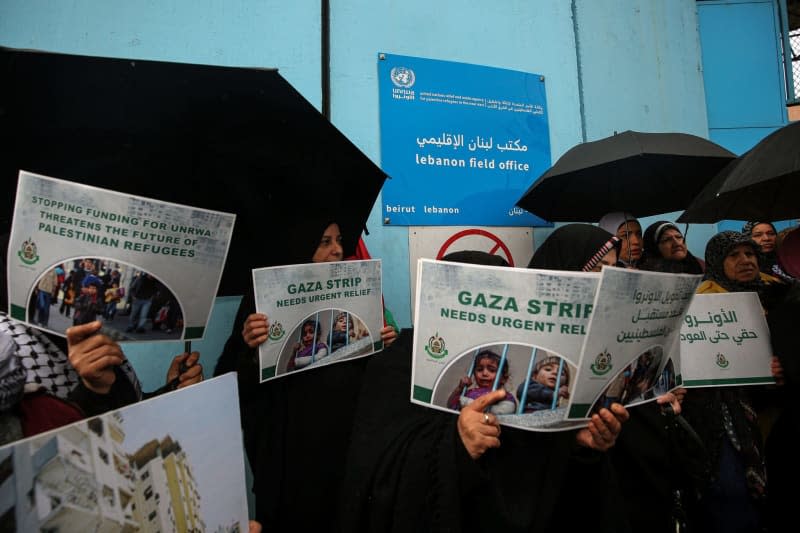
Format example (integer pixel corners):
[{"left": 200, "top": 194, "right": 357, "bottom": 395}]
[{"left": 658, "top": 235, "right": 684, "bottom": 245}]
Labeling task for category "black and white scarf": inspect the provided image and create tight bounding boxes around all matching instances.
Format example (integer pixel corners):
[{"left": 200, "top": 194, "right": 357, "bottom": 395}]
[{"left": 0, "top": 312, "right": 142, "bottom": 401}]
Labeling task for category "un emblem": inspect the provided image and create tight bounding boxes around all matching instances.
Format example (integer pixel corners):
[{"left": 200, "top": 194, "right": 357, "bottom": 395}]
[{"left": 390, "top": 66, "right": 415, "bottom": 88}]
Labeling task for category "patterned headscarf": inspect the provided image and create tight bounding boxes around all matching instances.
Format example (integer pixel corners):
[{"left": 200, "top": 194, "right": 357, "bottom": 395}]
[
  {"left": 0, "top": 331, "right": 24, "bottom": 411},
  {"left": 703, "top": 231, "right": 764, "bottom": 293},
  {"left": 741, "top": 221, "right": 776, "bottom": 237}
]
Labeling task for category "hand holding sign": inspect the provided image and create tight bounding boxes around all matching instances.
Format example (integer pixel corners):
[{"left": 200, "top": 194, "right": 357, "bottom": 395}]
[
  {"left": 574, "top": 403, "right": 629, "bottom": 452},
  {"left": 67, "top": 320, "right": 125, "bottom": 394},
  {"left": 242, "top": 313, "right": 270, "bottom": 349},
  {"left": 457, "top": 389, "right": 505, "bottom": 460},
  {"left": 166, "top": 351, "right": 203, "bottom": 389}
]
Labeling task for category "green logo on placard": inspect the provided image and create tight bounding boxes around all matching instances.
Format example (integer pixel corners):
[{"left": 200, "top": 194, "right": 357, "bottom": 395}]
[
  {"left": 591, "top": 349, "right": 613, "bottom": 376},
  {"left": 424, "top": 332, "right": 448, "bottom": 359},
  {"left": 268, "top": 321, "right": 285, "bottom": 341},
  {"left": 715, "top": 353, "right": 730, "bottom": 369},
  {"left": 17, "top": 238, "right": 39, "bottom": 265}
]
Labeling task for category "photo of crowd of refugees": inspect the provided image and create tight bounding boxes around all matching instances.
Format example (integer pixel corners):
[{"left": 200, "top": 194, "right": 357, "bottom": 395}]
[
  {"left": 591, "top": 346, "right": 672, "bottom": 414},
  {"left": 26, "top": 258, "right": 184, "bottom": 341},
  {"left": 276, "top": 308, "right": 373, "bottom": 374},
  {"left": 433, "top": 344, "right": 577, "bottom": 421}
]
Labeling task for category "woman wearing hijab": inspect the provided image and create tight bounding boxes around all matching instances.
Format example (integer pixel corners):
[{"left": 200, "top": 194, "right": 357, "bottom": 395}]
[
  {"left": 532, "top": 224, "right": 693, "bottom": 532},
  {"left": 598, "top": 212, "right": 642, "bottom": 268},
  {"left": 763, "top": 258, "right": 800, "bottom": 532},
  {"left": 527, "top": 223, "right": 622, "bottom": 272},
  {"left": 214, "top": 217, "right": 397, "bottom": 532},
  {"left": 741, "top": 221, "right": 793, "bottom": 282},
  {"left": 605, "top": 221, "right": 705, "bottom": 533},
  {"left": 340, "top": 228, "right": 630, "bottom": 533},
  {"left": 638, "top": 221, "right": 704, "bottom": 275},
  {"left": 681, "top": 231, "right": 787, "bottom": 533}
]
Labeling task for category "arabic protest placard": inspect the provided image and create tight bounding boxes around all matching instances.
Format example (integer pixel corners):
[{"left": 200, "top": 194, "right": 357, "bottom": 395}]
[
  {"left": 567, "top": 267, "right": 702, "bottom": 419},
  {"left": 0, "top": 374, "right": 248, "bottom": 533},
  {"left": 678, "top": 292, "right": 773, "bottom": 387},
  {"left": 411, "top": 258, "right": 601, "bottom": 431},
  {"left": 7, "top": 171, "right": 235, "bottom": 341},
  {"left": 378, "top": 53, "right": 552, "bottom": 226},
  {"left": 254, "top": 259, "right": 384, "bottom": 382}
]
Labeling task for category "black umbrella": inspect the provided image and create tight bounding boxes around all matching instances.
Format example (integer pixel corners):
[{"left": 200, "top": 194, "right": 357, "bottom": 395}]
[
  {"left": 0, "top": 47, "right": 387, "bottom": 295},
  {"left": 678, "top": 121, "right": 800, "bottom": 223},
  {"left": 515, "top": 130, "right": 736, "bottom": 221}
]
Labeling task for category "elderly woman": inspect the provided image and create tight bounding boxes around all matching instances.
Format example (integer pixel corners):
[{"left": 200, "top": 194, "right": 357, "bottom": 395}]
[
  {"left": 682, "top": 231, "right": 787, "bottom": 533},
  {"left": 638, "top": 220, "right": 704, "bottom": 274}
]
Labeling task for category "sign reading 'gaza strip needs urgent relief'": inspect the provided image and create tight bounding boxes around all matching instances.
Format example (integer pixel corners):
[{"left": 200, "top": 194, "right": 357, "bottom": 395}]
[
  {"left": 411, "top": 259, "right": 599, "bottom": 432},
  {"left": 254, "top": 260, "right": 384, "bottom": 382},
  {"left": 378, "top": 53, "right": 552, "bottom": 227},
  {"left": 8, "top": 171, "right": 235, "bottom": 341}
]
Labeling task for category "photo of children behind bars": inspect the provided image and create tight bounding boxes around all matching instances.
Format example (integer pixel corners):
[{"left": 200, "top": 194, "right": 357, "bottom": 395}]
[
  {"left": 431, "top": 343, "right": 579, "bottom": 429},
  {"left": 276, "top": 308, "right": 373, "bottom": 374}
]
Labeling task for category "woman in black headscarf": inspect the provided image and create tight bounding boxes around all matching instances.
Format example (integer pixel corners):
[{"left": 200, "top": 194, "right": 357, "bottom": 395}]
[
  {"left": 527, "top": 223, "right": 621, "bottom": 272},
  {"left": 340, "top": 229, "right": 630, "bottom": 533},
  {"left": 532, "top": 224, "right": 695, "bottom": 533},
  {"left": 214, "top": 216, "right": 398, "bottom": 532},
  {"left": 682, "top": 231, "right": 787, "bottom": 533},
  {"left": 603, "top": 220, "right": 706, "bottom": 532},
  {"left": 638, "top": 220, "right": 704, "bottom": 275}
]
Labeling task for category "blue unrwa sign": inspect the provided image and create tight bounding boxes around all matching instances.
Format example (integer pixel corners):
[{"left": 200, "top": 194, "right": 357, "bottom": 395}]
[{"left": 378, "top": 53, "right": 552, "bottom": 227}]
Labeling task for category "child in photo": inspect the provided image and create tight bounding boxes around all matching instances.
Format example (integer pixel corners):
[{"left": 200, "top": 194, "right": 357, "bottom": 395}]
[
  {"left": 517, "top": 355, "right": 571, "bottom": 413},
  {"left": 72, "top": 280, "right": 104, "bottom": 326},
  {"left": 288, "top": 319, "right": 329, "bottom": 371},
  {"left": 447, "top": 349, "right": 517, "bottom": 414},
  {"left": 103, "top": 281, "right": 122, "bottom": 320},
  {"left": 329, "top": 312, "right": 355, "bottom": 352}
]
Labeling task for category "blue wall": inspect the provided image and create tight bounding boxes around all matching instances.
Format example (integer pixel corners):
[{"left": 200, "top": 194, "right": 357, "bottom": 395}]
[
  {"left": 698, "top": 0, "right": 788, "bottom": 153},
  {"left": 697, "top": 0, "right": 793, "bottom": 234},
  {"left": 8, "top": 0, "right": 793, "bottom": 386},
  {"left": 1, "top": 0, "right": 721, "bottom": 389}
]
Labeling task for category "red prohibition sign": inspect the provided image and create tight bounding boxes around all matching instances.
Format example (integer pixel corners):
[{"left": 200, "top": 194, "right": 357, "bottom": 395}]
[{"left": 436, "top": 229, "right": 515, "bottom": 266}]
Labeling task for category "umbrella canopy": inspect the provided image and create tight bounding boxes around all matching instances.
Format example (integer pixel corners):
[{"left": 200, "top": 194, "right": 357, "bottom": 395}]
[
  {"left": 678, "top": 121, "right": 800, "bottom": 223},
  {"left": 515, "top": 130, "right": 736, "bottom": 221},
  {"left": 0, "top": 47, "right": 387, "bottom": 295}
]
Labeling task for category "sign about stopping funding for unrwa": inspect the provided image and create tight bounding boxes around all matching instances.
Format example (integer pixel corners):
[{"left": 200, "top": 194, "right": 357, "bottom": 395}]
[
  {"left": 8, "top": 171, "right": 235, "bottom": 341},
  {"left": 378, "top": 53, "right": 552, "bottom": 227},
  {"left": 411, "top": 259, "right": 601, "bottom": 432},
  {"left": 566, "top": 267, "right": 701, "bottom": 420},
  {"left": 677, "top": 292, "right": 774, "bottom": 388},
  {"left": 254, "top": 259, "right": 384, "bottom": 382}
]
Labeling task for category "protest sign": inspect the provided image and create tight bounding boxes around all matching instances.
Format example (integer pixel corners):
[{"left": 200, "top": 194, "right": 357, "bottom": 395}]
[
  {"left": 567, "top": 267, "right": 701, "bottom": 419},
  {"left": 411, "top": 259, "right": 600, "bottom": 431},
  {"left": 8, "top": 171, "right": 234, "bottom": 341},
  {"left": 254, "top": 259, "right": 384, "bottom": 381},
  {"left": 0, "top": 374, "right": 248, "bottom": 532},
  {"left": 678, "top": 292, "right": 774, "bottom": 387}
]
